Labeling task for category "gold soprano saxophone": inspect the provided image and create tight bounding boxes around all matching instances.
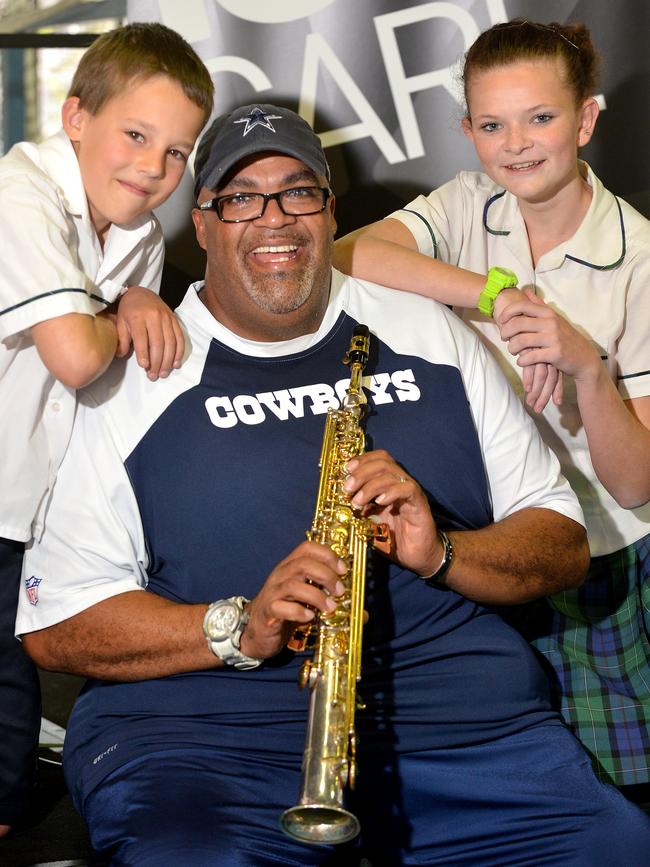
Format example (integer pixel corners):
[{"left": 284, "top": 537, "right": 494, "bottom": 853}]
[{"left": 280, "top": 324, "right": 383, "bottom": 846}]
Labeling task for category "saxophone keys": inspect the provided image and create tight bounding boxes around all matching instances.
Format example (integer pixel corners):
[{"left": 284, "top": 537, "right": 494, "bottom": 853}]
[
  {"left": 298, "top": 659, "right": 313, "bottom": 690},
  {"left": 287, "top": 624, "right": 311, "bottom": 653}
]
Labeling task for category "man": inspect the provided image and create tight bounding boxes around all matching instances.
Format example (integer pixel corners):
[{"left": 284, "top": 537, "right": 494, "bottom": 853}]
[{"left": 17, "top": 104, "right": 650, "bottom": 866}]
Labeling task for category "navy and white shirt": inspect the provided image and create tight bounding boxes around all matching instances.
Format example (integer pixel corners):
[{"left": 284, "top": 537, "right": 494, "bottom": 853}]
[{"left": 18, "top": 271, "right": 583, "bottom": 805}]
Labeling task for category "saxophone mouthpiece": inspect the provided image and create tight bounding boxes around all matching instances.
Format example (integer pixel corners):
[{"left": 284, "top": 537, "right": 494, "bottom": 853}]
[
  {"left": 342, "top": 324, "right": 370, "bottom": 411},
  {"left": 344, "top": 324, "right": 370, "bottom": 367}
]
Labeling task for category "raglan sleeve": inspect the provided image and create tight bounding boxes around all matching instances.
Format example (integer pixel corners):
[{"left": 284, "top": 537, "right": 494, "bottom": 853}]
[
  {"left": 16, "top": 388, "right": 149, "bottom": 635},
  {"left": 451, "top": 310, "right": 585, "bottom": 525},
  {"left": 614, "top": 248, "right": 650, "bottom": 401}
]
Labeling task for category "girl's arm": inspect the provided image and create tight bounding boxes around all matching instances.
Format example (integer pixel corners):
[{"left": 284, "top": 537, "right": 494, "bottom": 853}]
[
  {"left": 500, "top": 291, "right": 650, "bottom": 508},
  {"left": 334, "top": 220, "right": 556, "bottom": 410},
  {"left": 333, "top": 219, "right": 488, "bottom": 307},
  {"left": 579, "top": 384, "right": 650, "bottom": 509}
]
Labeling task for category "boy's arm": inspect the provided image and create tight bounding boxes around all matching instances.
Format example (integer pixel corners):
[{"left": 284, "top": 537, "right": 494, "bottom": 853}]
[
  {"left": 333, "top": 219, "right": 488, "bottom": 307},
  {"left": 31, "top": 311, "right": 117, "bottom": 389},
  {"left": 116, "top": 286, "right": 185, "bottom": 381}
]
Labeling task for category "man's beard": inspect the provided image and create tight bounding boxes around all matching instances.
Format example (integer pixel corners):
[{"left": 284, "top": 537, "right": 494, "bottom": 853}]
[
  {"left": 242, "top": 243, "right": 332, "bottom": 315},
  {"left": 243, "top": 268, "right": 314, "bottom": 314}
]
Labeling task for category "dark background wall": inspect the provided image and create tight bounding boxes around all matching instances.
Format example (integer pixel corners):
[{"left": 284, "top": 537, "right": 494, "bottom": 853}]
[{"left": 128, "top": 0, "right": 650, "bottom": 302}]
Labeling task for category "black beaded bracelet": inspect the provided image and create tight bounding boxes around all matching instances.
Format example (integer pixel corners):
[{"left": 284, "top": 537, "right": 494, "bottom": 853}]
[{"left": 422, "top": 529, "right": 454, "bottom": 585}]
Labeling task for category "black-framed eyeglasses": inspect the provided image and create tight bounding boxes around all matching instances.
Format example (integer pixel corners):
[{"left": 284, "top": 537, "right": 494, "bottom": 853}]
[{"left": 198, "top": 186, "right": 331, "bottom": 223}]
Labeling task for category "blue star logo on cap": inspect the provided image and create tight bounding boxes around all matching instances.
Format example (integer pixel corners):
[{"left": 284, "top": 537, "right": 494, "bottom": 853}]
[{"left": 234, "top": 107, "right": 283, "bottom": 136}]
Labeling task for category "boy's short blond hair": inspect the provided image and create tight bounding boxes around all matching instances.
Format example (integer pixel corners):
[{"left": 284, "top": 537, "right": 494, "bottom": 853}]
[{"left": 68, "top": 22, "right": 214, "bottom": 121}]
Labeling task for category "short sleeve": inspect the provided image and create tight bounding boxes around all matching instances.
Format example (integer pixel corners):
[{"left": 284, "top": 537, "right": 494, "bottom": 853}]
[
  {"left": 386, "top": 173, "right": 483, "bottom": 266},
  {"left": 0, "top": 173, "right": 99, "bottom": 340},
  {"left": 615, "top": 251, "right": 650, "bottom": 401}
]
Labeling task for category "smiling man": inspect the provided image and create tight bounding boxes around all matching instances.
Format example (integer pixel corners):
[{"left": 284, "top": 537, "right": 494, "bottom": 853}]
[
  {"left": 16, "top": 105, "right": 650, "bottom": 865},
  {"left": 191, "top": 108, "right": 335, "bottom": 338}
]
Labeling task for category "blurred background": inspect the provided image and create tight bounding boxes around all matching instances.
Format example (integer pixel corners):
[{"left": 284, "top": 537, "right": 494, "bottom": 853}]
[{"left": 3, "top": 0, "right": 650, "bottom": 302}]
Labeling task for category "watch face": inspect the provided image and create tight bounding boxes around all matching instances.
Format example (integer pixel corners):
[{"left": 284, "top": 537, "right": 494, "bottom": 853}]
[
  {"left": 207, "top": 602, "right": 239, "bottom": 639},
  {"left": 492, "top": 266, "right": 517, "bottom": 283}
]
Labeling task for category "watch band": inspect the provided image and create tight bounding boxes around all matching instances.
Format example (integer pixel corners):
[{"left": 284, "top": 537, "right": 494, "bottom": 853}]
[
  {"left": 203, "top": 595, "right": 263, "bottom": 671},
  {"left": 477, "top": 266, "right": 518, "bottom": 317},
  {"left": 422, "top": 529, "right": 454, "bottom": 585}
]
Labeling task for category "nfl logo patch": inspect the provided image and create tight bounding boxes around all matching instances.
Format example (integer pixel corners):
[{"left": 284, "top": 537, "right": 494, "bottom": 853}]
[{"left": 25, "top": 575, "right": 42, "bottom": 606}]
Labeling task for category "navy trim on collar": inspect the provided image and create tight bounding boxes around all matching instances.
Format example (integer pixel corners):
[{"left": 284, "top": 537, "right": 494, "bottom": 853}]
[
  {"left": 483, "top": 191, "right": 509, "bottom": 236},
  {"left": 483, "top": 187, "right": 626, "bottom": 270},
  {"left": 565, "top": 196, "right": 626, "bottom": 271}
]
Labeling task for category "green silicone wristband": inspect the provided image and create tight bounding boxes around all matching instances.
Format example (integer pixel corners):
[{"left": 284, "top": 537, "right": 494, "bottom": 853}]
[{"left": 477, "top": 266, "right": 518, "bottom": 317}]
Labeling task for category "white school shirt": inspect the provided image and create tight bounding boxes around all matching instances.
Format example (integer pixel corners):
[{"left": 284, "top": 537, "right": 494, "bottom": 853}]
[
  {"left": 390, "top": 164, "right": 650, "bottom": 557},
  {"left": 0, "top": 129, "right": 165, "bottom": 542}
]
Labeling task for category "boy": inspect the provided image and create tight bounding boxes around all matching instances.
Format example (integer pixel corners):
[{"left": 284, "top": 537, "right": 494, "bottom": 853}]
[{"left": 0, "top": 21, "right": 213, "bottom": 835}]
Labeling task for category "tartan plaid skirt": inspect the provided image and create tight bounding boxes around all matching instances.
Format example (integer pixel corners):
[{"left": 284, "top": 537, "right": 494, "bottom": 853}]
[{"left": 531, "top": 532, "right": 650, "bottom": 786}]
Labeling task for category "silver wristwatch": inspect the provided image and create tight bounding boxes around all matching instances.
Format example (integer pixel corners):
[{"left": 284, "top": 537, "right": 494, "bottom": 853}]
[{"left": 203, "top": 595, "right": 263, "bottom": 671}]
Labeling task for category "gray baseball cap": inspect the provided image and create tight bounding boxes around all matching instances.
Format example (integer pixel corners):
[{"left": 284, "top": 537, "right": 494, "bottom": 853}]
[{"left": 193, "top": 104, "right": 331, "bottom": 201}]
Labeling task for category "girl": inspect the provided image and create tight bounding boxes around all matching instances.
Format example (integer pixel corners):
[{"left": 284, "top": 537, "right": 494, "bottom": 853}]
[{"left": 333, "top": 18, "right": 650, "bottom": 801}]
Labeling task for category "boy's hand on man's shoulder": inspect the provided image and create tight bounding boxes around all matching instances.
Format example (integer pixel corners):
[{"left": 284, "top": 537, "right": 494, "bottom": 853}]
[{"left": 116, "top": 286, "right": 185, "bottom": 380}]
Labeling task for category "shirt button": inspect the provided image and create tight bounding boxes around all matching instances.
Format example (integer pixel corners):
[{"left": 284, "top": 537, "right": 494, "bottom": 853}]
[{"left": 51, "top": 401, "right": 61, "bottom": 412}]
